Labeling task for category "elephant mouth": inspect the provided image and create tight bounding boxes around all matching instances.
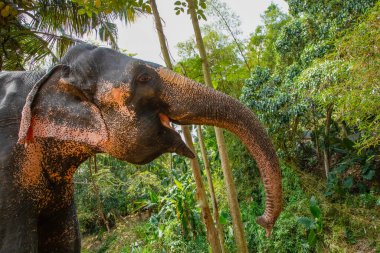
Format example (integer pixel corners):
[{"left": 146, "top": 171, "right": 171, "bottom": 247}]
[
  {"left": 159, "top": 113, "right": 174, "bottom": 130},
  {"left": 158, "top": 113, "right": 195, "bottom": 159}
]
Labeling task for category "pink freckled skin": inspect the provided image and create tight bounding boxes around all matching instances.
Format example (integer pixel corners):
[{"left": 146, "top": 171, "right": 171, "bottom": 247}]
[
  {"left": 32, "top": 116, "right": 107, "bottom": 147},
  {"left": 111, "top": 87, "right": 125, "bottom": 107},
  {"left": 10, "top": 139, "right": 93, "bottom": 252},
  {"left": 17, "top": 139, "right": 93, "bottom": 209}
]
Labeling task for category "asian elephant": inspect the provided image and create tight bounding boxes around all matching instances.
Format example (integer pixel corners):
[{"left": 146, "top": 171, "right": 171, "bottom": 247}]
[{"left": 0, "top": 44, "right": 282, "bottom": 253}]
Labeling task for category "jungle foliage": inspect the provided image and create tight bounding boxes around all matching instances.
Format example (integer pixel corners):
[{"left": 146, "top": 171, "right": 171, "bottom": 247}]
[
  {"left": 79, "top": 2, "right": 379, "bottom": 251},
  {"left": 1, "top": 0, "right": 379, "bottom": 252}
]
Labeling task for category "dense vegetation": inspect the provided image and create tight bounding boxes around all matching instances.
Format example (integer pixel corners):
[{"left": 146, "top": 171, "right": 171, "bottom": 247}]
[{"left": 1, "top": 0, "right": 379, "bottom": 252}]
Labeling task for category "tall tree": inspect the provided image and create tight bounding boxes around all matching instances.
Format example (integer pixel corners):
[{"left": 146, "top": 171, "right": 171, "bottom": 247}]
[
  {"left": 197, "top": 125, "right": 225, "bottom": 249},
  {"left": 186, "top": 0, "right": 248, "bottom": 251},
  {"left": 205, "top": 0, "right": 251, "bottom": 72},
  {"left": 246, "top": 3, "right": 289, "bottom": 69},
  {"left": 149, "top": 1, "right": 222, "bottom": 251}
]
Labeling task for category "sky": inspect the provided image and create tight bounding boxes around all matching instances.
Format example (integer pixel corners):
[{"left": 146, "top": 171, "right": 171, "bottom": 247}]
[{"left": 114, "top": 0, "right": 288, "bottom": 65}]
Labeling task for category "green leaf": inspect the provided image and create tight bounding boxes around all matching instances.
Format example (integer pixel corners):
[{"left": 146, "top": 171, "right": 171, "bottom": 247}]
[
  {"left": 363, "top": 169, "right": 375, "bottom": 180},
  {"left": 199, "top": 11, "right": 207, "bottom": 20},
  {"left": 297, "top": 217, "right": 315, "bottom": 230},
  {"left": 130, "top": 0, "right": 140, "bottom": 7},
  {"left": 310, "top": 204, "right": 321, "bottom": 219},
  {"left": 144, "top": 4, "right": 151, "bottom": 14},
  {"left": 307, "top": 229, "right": 317, "bottom": 247},
  {"left": 212, "top": 80, "right": 219, "bottom": 89},
  {"left": 149, "top": 215, "right": 159, "bottom": 225},
  {"left": 86, "top": 10, "right": 93, "bottom": 18},
  {"left": 174, "top": 1, "right": 181, "bottom": 5},
  {"left": 219, "top": 211, "right": 229, "bottom": 225},
  {"left": 149, "top": 191, "right": 158, "bottom": 203},
  {"left": 343, "top": 177, "right": 354, "bottom": 189},
  {"left": 310, "top": 196, "right": 318, "bottom": 206},
  {"left": 77, "top": 8, "right": 86, "bottom": 15},
  {"left": 174, "top": 179, "right": 183, "bottom": 190},
  {"left": 309, "top": 196, "right": 322, "bottom": 218}
]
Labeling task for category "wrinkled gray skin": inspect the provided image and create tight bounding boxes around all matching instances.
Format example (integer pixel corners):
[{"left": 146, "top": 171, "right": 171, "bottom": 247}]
[{"left": 0, "top": 44, "right": 282, "bottom": 253}]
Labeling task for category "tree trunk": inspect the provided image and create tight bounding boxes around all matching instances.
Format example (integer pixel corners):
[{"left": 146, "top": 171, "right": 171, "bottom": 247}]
[
  {"left": 214, "top": 128, "right": 248, "bottom": 251},
  {"left": 150, "top": 1, "right": 222, "bottom": 251},
  {"left": 150, "top": 0, "right": 173, "bottom": 70},
  {"left": 323, "top": 104, "right": 333, "bottom": 179},
  {"left": 197, "top": 126, "right": 225, "bottom": 252},
  {"left": 187, "top": 0, "right": 248, "bottom": 251},
  {"left": 311, "top": 106, "right": 322, "bottom": 166},
  {"left": 182, "top": 127, "right": 222, "bottom": 252}
]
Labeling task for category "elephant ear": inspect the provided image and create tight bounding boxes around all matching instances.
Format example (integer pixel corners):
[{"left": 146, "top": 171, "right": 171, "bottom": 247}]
[{"left": 18, "top": 65, "right": 108, "bottom": 147}]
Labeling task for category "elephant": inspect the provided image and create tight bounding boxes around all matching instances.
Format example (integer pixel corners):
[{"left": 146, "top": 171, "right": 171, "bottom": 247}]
[{"left": 0, "top": 44, "right": 282, "bottom": 253}]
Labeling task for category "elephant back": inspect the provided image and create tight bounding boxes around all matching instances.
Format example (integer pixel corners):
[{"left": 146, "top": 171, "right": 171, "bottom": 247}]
[{"left": 0, "top": 71, "right": 45, "bottom": 163}]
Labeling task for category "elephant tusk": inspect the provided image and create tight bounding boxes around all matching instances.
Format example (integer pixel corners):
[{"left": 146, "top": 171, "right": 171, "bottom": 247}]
[{"left": 159, "top": 113, "right": 174, "bottom": 130}]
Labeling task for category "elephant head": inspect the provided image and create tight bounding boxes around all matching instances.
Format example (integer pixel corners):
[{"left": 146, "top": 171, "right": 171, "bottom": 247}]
[{"left": 17, "top": 44, "right": 282, "bottom": 234}]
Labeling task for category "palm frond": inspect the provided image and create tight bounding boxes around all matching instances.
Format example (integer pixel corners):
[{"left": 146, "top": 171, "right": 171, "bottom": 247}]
[
  {"left": 98, "top": 21, "right": 118, "bottom": 49},
  {"left": 1, "top": 0, "right": 145, "bottom": 70}
]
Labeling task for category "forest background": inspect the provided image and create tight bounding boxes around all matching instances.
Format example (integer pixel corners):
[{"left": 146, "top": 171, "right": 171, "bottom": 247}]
[{"left": 0, "top": 0, "right": 379, "bottom": 252}]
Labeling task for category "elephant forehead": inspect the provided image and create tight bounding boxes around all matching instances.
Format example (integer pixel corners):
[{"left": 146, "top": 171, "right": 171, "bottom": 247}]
[
  {"left": 96, "top": 81, "right": 135, "bottom": 118},
  {"left": 96, "top": 81, "right": 130, "bottom": 105}
]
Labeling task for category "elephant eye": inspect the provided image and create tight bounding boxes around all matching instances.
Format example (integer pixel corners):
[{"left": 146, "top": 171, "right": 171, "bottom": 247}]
[{"left": 137, "top": 73, "right": 151, "bottom": 83}]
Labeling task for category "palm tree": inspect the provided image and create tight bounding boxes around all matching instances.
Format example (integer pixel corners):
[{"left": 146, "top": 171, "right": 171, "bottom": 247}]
[{"left": 0, "top": 0, "right": 145, "bottom": 70}]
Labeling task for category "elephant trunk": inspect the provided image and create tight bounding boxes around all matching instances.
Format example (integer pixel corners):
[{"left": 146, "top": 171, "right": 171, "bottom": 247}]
[{"left": 157, "top": 68, "right": 282, "bottom": 235}]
